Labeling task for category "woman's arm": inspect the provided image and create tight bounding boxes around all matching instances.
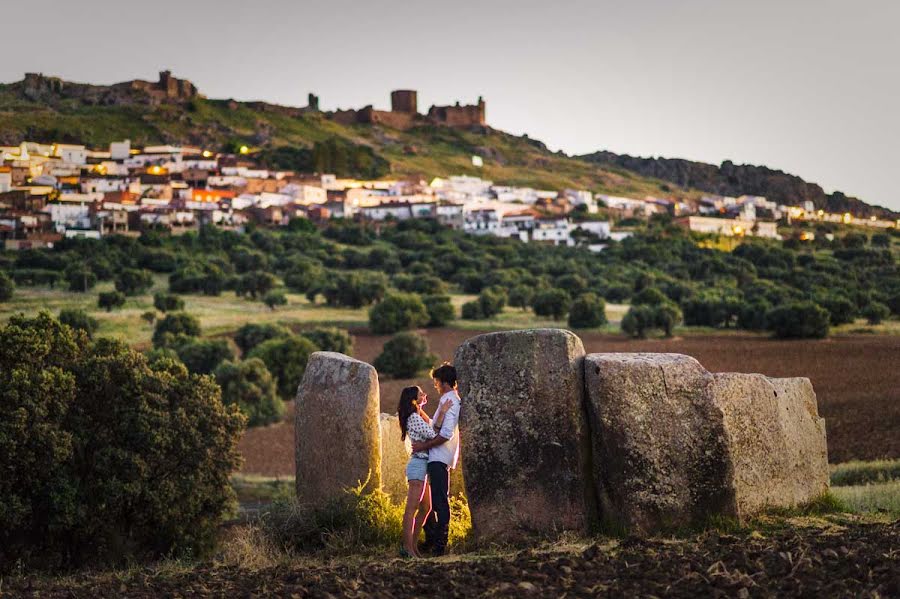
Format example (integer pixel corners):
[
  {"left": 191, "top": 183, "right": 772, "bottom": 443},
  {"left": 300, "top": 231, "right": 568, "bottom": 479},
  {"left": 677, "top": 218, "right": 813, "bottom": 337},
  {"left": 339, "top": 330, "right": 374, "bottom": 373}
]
[{"left": 418, "top": 407, "right": 432, "bottom": 426}]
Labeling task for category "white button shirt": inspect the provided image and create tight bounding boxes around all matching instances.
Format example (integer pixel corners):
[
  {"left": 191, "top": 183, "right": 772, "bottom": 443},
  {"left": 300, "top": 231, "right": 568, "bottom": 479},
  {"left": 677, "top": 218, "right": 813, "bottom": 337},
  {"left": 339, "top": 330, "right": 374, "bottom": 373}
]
[{"left": 428, "top": 390, "right": 461, "bottom": 468}]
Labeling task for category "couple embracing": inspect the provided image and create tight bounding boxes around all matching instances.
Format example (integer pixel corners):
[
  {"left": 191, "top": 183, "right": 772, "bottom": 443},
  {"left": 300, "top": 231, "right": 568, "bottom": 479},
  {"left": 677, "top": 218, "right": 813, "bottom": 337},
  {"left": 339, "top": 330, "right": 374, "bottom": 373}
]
[{"left": 396, "top": 363, "right": 461, "bottom": 558}]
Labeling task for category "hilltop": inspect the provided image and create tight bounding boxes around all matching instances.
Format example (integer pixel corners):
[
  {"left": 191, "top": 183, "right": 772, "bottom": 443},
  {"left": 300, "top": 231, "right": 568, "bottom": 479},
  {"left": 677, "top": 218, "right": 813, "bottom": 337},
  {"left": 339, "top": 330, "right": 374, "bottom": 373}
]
[{"left": 1, "top": 71, "right": 894, "bottom": 218}]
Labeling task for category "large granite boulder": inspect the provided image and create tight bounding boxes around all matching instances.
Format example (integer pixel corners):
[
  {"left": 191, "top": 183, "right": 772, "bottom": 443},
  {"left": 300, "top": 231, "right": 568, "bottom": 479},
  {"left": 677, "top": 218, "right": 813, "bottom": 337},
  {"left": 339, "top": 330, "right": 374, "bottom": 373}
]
[
  {"left": 379, "top": 412, "right": 411, "bottom": 503},
  {"left": 584, "top": 353, "right": 732, "bottom": 533},
  {"left": 710, "top": 373, "right": 829, "bottom": 517},
  {"left": 455, "top": 329, "right": 594, "bottom": 541},
  {"left": 295, "top": 352, "right": 381, "bottom": 504}
]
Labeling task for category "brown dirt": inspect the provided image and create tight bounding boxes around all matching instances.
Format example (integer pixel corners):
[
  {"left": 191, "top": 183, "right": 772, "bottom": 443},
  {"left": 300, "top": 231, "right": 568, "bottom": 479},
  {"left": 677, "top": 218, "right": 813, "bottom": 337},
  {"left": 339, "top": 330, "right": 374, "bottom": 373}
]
[
  {"left": 10, "top": 521, "right": 899, "bottom": 597},
  {"left": 238, "top": 329, "right": 900, "bottom": 476}
]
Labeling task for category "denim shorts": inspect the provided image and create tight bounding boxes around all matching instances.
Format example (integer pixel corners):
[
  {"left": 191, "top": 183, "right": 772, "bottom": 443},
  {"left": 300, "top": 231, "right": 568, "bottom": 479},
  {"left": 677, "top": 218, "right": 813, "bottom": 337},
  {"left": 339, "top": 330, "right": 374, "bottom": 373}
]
[{"left": 405, "top": 456, "right": 428, "bottom": 482}]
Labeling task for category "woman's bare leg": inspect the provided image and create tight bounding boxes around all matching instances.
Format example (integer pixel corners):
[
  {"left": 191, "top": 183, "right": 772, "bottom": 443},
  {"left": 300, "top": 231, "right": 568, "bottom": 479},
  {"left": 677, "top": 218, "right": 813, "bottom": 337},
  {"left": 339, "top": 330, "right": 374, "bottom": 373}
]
[
  {"left": 403, "top": 480, "right": 426, "bottom": 557},
  {"left": 413, "top": 479, "right": 432, "bottom": 551}
]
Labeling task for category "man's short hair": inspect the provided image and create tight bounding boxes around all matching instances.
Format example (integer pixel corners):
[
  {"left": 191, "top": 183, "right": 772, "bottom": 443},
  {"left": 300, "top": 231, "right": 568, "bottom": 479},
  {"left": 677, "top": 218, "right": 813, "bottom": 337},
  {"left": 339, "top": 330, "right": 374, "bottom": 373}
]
[{"left": 430, "top": 363, "right": 457, "bottom": 388}]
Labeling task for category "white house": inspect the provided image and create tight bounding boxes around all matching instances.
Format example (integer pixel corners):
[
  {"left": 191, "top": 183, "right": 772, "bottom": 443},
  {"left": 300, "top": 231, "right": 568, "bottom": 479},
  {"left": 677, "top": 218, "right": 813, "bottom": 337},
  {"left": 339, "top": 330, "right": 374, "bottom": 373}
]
[{"left": 109, "top": 140, "right": 131, "bottom": 161}]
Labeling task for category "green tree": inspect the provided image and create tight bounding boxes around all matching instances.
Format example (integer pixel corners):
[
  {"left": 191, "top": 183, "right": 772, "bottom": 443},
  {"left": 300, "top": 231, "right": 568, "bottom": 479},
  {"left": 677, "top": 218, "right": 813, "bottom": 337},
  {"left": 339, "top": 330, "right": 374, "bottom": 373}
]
[
  {"left": 368, "top": 292, "right": 429, "bottom": 334},
  {"left": 478, "top": 286, "right": 507, "bottom": 318},
  {"left": 461, "top": 300, "right": 484, "bottom": 320},
  {"left": 766, "top": 302, "right": 830, "bottom": 339},
  {"left": 214, "top": 359, "right": 284, "bottom": 427},
  {"left": 97, "top": 290, "right": 126, "bottom": 312},
  {"left": 654, "top": 303, "right": 683, "bottom": 338},
  {"left": 248, "top": 335, "right": 318, "bottom": 400},
  {"left": 423, "top": 294, "right": 455, "bottom": 327},
  {"left": 567, "top": 293, "right": 608, "bottom": 329},
  {"left": 263, "top": 291, "right": 288, "bottom": 310},
  {"left": 66, "top": 268, "right": 97, "bottom": 292},
  {"left": 153, "top": 292, "right": 185, "bottom": 312},
  {"left": 508, "top": 285, "right": 535, "bottom": 311},
  {"left": 174, "top": 338, "right": 236, "bottom": 375},
  {"left": 0, "top": 271, "right": 13, "bottom": 301},
  {"left": 236, "top": 271, "right": 277, "bottom": 299},
  {"left": 632, "top": 287, "right": 668, "bottom": 306},
  {"left": 621, "top": 304, "right": 656, "bottom": 338},
  {"left": 300, "top": 327, "right": 353, "bottom": 354},
  {"left": 373, "top": 332, "right": 436, "bottom": 379},
  {"left": 234, "top": 323, "right": 291, "bottom": 355},
  {"left": 58, "top": 308, "right": 99, "bottom": 338},
  {"left": 861, "top": 302, "right": 890, "bottom": 325},
  {"left": 153, "top": 312, "right": 201, "bottom": 347},
  {"left": 114, "top": 268, "right": 154, "bottom": 296},
  {"left": 532, "top": 288, "right": 570, "bottom": 320}
]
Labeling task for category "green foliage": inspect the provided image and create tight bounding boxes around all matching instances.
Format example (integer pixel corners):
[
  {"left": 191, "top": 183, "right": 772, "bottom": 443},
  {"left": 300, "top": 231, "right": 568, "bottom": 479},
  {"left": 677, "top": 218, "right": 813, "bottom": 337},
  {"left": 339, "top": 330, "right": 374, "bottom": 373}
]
[
  {"left": 461, "top": 300, "right": 484, "bottom": 320},
  {"left": 114, "top": 268, "right": 154, "bottom": 296},
  {"left": 815, "top": 293, "right": 857, "bottom": 326},
  {"left": 248, "top": 335, "right": 318, "bottom": 400},
  {"left": 58, "top": 308, "right": 99, "bottom": 338},
  {"left": 169, "top": 262, "right": 228, "bottom": 296},
  {"left": 368, "top": 292, "right": 429, "bottom": 334},
  {"left": 831, "top": 460, "right": 900, "bottom": 486},
  {"left": 141, "top": 310, "right": 157, "bottom": 325},
  {"left": 0, "top": 270, "right": 13, "bottom": 300},
  {"left": 373, "top": 332, "right": 436, "bottom": 378},
  {"left": 263, "top": 291, "right": 288, "bottom": 310},
  {"left": 234, "top": 322, "right": 291, "bottom": 355},
  {"left": 174, "top": 338, "right": 236, "bottom": 375},
  {"left": 311, "top": 138, "right": 390, "bottom": 179},
  {"left": 632, "top": 287, "right": 669, "bottom": 306},
  {"left": 508, "top": 285, "right": 535, "bottom": 310},
  {"left": 654, "top": 302, "right": 683, "bottom": 337},
  {"left": 97, "top": 290, "right": 126, "bottom": 312},
  {"left": 65, "top": 268, "right": 97, "bottom": 292},
  {"left": 621, "top": 305, "right": 658, "bottom": 338},
  {"left": 236, "top": 271, "right": 277, "bottom": 299},
  {"left": 568, "top": 293, "right": 608, "bottom": 329},
  {"left": 478, "top": 286, "right": 507, "bottom": 318},
  {"left": 532, "top": 288, "right": 570, "bottom": 320},
  {"left": 423, "top": 294, "right": 455, "bottom": 327},
  {"left": 153, "top": 312, "right": 202, "bottom": 347},
  {"left": 299, "top": 327, "right": 353, "bottom": 354},
  {"left": 861, "top": 301, "right": 890, "bottom": 325},
  {"left": 214, "top": 358, "right": 284, "bottom": 427},
  {"left": 318, "top": 271, "right": 387, "bottom": 308},
  {"left": 0, "top": 313, "right": 244, "bottom": 571},
  {"left": 766, "top": 301, "right": 830, "bottom": 339},
  {"left": 153, "top": 291, "right": 185, "bottom": 312}
]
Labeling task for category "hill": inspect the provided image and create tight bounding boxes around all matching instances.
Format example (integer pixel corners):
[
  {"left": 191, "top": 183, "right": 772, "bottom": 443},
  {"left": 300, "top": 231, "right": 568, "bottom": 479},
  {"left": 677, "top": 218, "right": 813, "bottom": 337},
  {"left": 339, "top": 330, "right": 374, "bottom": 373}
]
[{"left": 578, "top": 150, "right": 899, "bottom": 220}]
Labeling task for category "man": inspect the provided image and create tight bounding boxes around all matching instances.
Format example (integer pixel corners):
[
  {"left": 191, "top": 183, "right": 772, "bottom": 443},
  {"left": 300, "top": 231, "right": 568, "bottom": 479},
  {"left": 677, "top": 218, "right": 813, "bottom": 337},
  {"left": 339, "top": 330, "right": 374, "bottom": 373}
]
[{"left": 411, "top": 363, "right": 461, "bottom": 557}]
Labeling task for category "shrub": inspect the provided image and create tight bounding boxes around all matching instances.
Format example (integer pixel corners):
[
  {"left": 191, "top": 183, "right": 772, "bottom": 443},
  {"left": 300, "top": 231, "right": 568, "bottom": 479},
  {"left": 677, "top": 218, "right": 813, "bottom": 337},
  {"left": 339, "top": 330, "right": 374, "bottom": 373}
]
[
  {"left": 248, "top": 335, "right": 318, "bottom": 400},
  {"left": 97, "top": 290, "right": 126, "bottom": 312},
  {"left": 532, "top": 288, "right": 570, "bottom": 320},
  {"left": 766, "top": 302, "right": 830, "bottom": 339},
  {"left": 58, "top": 308, "right": 99, "bottom": 338},
  {"left": 0, "top": 271, "right": 12, "bottom": 301},
  {"left": 169, "top": 263, "right": 227, "bottom": 296},
  {"left": 554, "top": 273, "right": 588, "bottom": 296},
  {"left": 888, "top": 293, "right": 900, "bottom": 316},
  {"left": 654, "top": 302, "right": 683, "bottom": 337},
  {"left": 0, "top": 313, "right": 244, "bottom": 570},
  {"left": 861, "top": 302, "right": 890, "bottom": 325},
  {"left": 508, "top": 285, "right": 534, "bottom": 311},
  {"left": 320, "top": 271, "right": 387, "bottom": 308},
  {"left": 568, "top": 293, "right": 608, "bottom": 329},
  {"left": 174, "top": 338, "right": 236, "bottom": 375},
  {"left": 373, "top": 332, "right": 436, "bottom": 379},
  {"left": 263, "top": 291, "right": 288, "bottom": 310},
  {"left": 141, "top": 310, "right": 157, "bottom": 325},
  {"left": 214, "top": 359, "right": 284, "bottom": 427},
  {"left": 423, "top": 294, "right": 455, "bottom": 327},
  {"left": 478, "top": 286, "right": 507, "bottom": 318},
  {"left": 153, "top": 312, "right": 201, "bottom": 347},
  {"left": 461, "top": 300, "right": 484, "bottom": 320},
  {"left": 393, "top": 274, "right": 448, "bottom": 295},
  {"left": 737, "top": 300, "right": 771, "bottom": 330},
  {"left": 114, "top": 268, "right": 154, "bottom": 296},
  {"left": 815, "top": 293, "right": 857, "bottom": 326},
  {"left": 632, "top": 287, "right": 668, "bottom": 306},
  {"left": 236, "top": 271, "right": 277, "bottom": 299},
  {"left": 153, "top": 291, "right": 185, "bottom": 312},
  {"left": 368, "top": 292, "right": 429, "bottom": 335},
  {"left": 621, "top": 304, "right": 657, "bottom": 338},
  {"left": 66, "top": 268, "right": 97, "bottom": 292},
  {"left": 234, "top": 323, "right": 291, "bottom": 355},
  {"left": 300, "top": 327, "right": 353, "bottom": 354}
]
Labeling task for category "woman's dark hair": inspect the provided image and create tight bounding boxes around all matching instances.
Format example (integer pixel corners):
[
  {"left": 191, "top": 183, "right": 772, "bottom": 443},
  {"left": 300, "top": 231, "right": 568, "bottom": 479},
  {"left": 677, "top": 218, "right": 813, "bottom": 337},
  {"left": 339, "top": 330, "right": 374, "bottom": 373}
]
[
  {"left": 430, "top": 363, "right": 457, "bottom": 389},
  {"left": 397, "top": 386, "right": 419, "bottom": 442}
]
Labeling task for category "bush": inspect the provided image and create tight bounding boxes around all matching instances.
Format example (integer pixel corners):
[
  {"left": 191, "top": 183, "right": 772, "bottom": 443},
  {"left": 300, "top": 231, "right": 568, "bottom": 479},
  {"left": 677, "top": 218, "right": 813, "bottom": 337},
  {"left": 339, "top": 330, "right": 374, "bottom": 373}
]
[
  {"left": 236, "top": 271, "right": 277, "bottom": 299},
  {"left": 568, "top": 293, "right": 608, "bottom": 329},
  {"left": 169, "top": 263, "right": 227, "bottom": 296},
  {"left": 815, "top": 293, "right": 857, "bottom": 326},
  {"left": 263, "top": 291, "right": 288, "bottom": 310},
  {"left": 153, "top": 312, "right": 201, "bottom": 347},
  {"left": 508, "top": 285, "right": 534, "bottom": 311},
  {"left": 368, "top": 293, "right": 429, "bottom": 334},
  {"left": 320, "top": 271, "right": 387, "bottom": 308},
  {"left": 532, "top": 288, "right": 570, "bottom": 320},
  {"left": 248, "top": 335, "right": 318, "bottom": 400},
  {"left": 214, "top": 359, "right": 284, "bottom": 427},
  {"left": 632, "top": 287, "right": 668, "bottom": 306},
  {"left": 888, "top": 293, "right": 900, "bottom": 316},
  {"left": 423, "top": 294, "right": 455, "bottom": 327},
  {"left": 153, "top": 291, "right": 185, "bottom": 313},
  {"left": 737, "top": 300, "right": 771, "bottom": 330},
  {"left": 373, "top": 332, "right": 436, "bottom": 379},
  {"left": 861, "top": 302, "right": 890, "bottom": 325},
  {"left": 654, "top": 302, "right": 683, "bottom": 337},
  {"left": 58, "top": 308, "right": 99, "bottom": 338},
  {"left": 461, "top": 300, "right": 484, "bottom": 320},
  {"left": 766, "top": 302, "right": 830, "bottom": 339},
  {"left": 97, "top": 290, "right": 126, "bottom": 312},
  {"left": 66, "top": 268, "right": 97, "bottom": 292},
  {"left": 174, "top": 338, "right": 236, "bottom": 375},
  {"left": 0, "top": 313, "right": 244, "bottom": 570},
  {"left": 234, "top": 323, "right": 291, "bottom": 355},
  {"left": 478, "top": 287, "right": 507, "bottom": 318},
  {"left": 300, "top": 327, "right": 353, "bottom": 354},
  {"left": 0, "top": 271, "right": 12, "bottom": 301},
  {"left": 621, "top": 304, "right": 657, "bottom": 338},
  {"left": 114, "top": 268, "right": 154, "bottom": 296},
  {"left": 141, "top": 310, "right": 157, "bottom": 325}
]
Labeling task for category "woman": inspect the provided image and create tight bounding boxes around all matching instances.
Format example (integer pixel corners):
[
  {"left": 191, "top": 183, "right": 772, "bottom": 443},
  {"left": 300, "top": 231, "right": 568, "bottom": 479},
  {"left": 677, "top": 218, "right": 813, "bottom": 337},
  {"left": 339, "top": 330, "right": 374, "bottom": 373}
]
[{"left": 397, "top": 385, "right": 451, "bottom": 558}]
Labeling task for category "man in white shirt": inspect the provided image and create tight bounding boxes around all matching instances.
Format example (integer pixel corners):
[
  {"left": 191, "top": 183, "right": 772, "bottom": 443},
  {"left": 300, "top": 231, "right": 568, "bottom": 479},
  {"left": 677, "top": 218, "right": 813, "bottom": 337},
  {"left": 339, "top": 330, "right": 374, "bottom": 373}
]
[{"left": 411, "top": 363, "right": 461, "bottom": 557}]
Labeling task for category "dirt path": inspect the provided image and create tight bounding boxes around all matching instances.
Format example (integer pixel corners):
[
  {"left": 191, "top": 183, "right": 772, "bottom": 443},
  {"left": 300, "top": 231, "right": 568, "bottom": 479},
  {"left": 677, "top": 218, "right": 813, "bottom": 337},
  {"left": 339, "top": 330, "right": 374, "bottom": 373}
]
[
  {"left": 239, "top": 330, "right": 900, "bottom": 475},
  {"left": 10, "top": 521, "right": 898, "bottom": 597}
]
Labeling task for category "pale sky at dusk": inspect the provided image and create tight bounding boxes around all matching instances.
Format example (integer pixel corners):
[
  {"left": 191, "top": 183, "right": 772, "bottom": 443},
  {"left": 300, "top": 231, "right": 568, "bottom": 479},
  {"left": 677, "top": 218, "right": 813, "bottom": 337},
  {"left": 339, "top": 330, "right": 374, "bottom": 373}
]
[{"left": 4, "top": 0, "right": 898, "bottom": 210}]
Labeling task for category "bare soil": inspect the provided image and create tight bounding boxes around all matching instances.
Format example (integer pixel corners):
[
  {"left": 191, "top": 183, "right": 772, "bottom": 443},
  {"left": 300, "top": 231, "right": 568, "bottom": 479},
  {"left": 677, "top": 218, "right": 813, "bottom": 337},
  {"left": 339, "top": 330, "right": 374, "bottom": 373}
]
[
  {"left": 9, "top": 520, "right": 899, "bottom": 597},
  {"left": 238, "top": 329, "right": 900, "bottom": 476}
]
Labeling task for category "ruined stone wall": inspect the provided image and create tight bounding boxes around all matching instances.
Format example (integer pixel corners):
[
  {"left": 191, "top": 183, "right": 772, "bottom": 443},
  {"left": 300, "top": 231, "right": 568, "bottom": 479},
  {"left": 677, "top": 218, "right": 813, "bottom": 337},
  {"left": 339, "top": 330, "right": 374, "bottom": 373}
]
[{"left": 427, "top": 97, "right": 486, "bottom": 128}]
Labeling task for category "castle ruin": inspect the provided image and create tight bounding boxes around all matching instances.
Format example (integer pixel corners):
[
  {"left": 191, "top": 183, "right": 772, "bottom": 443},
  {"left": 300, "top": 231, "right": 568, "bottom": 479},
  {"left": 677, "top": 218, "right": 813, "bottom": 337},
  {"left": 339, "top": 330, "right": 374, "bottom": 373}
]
[{"left": 330, "top": 90, "right": 486, "bottom": 130}]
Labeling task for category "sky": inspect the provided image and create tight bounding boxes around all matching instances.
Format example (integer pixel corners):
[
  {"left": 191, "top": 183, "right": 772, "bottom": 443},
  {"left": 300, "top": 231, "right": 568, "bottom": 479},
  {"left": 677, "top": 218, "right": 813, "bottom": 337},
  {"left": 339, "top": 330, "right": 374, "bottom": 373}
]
[{"left": 4, "top": 0, "right": 899, "bottom": 210}]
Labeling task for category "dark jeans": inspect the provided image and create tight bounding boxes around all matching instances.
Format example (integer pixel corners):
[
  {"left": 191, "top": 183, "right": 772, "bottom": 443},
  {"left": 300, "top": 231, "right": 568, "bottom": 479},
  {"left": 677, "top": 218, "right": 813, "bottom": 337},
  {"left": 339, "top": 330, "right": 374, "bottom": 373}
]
[{"left": 424, "top": 461, "right": 450, "bottom": 554}]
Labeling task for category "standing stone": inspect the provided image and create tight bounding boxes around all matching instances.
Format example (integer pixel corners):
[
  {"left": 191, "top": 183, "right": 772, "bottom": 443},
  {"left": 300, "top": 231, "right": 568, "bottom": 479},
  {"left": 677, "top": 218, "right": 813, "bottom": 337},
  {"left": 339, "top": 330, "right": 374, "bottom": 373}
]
[
  {"left": 710, "top": 373, "right": 829, "bottom": 517},
  {"left": 295, "top": 352, "right": 381, "bottom": 505},
  {"left": 380, "top": 412, "right": 411, "bottom": 504},
  {"left": 455, "top": 329, "right": 594, "bottom": 542},
  {"left": 584, "top": 353, "right": 733, "bottom": 534}
]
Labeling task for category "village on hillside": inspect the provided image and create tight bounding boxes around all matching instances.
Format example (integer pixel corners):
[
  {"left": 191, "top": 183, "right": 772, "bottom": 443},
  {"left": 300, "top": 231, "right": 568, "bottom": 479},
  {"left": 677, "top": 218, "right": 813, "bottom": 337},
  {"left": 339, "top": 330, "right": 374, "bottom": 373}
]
[{"left": 1, "top": 133, "right": 897, "bottom": 251}]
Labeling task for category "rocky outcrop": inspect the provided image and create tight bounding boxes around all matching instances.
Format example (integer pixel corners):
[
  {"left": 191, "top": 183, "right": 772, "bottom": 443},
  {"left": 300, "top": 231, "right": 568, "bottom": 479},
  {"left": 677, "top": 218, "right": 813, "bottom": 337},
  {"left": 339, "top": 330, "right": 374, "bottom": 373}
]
[
  {"left": 379, "top": 412, "right": 410, "bottom": 504},
  {"left": 455, "top": 329, "right": 594, "bottom": 542},
  {"left": 584, "top": 353, "right": 733, "bottom": 533},
  {"left": 295, "top": 352, "right": 381, "bottom": 505},
  {"left": 710, "top": 374, "right": 829, "bottom": 517}
]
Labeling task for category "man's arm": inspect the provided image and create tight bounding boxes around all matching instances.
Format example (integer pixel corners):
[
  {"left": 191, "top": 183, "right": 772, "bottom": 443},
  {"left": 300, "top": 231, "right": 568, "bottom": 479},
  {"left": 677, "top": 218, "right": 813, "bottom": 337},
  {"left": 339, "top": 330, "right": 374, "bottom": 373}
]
[
  {"left": 411, "top": 434, "right": 449, "bottom": 453},
  {"left": 412, "top": 399, "right": 459, "bottom": 452}
]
